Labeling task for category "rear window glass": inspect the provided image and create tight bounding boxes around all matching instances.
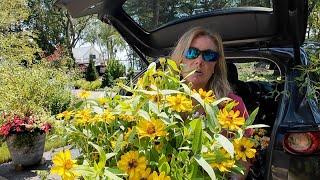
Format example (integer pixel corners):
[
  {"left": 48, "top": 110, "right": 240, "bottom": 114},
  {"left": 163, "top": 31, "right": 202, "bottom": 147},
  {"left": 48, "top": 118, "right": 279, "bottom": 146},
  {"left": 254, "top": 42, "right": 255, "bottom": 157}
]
[{"left": 123, "top": 0, "right": 272, "bottom": 31}]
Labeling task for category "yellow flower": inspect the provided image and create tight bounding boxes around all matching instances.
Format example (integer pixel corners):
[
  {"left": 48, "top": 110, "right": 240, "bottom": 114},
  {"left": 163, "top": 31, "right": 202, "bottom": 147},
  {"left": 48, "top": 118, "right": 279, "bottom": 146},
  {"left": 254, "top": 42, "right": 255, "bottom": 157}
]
[
  {"left": 74, "top": 109, "right": 92, "bottom": 124},
  {"left": 97, "top": 97, "right": 108, "bottom": 105},
  {"left": 140, "top": 168, "right": 151, "bottom": 180},
  {"left": 117, "top": 151, "right": 147, "bottom": 180},
  {"left": 101, "top": 110, "right": 116, "bottom": 123},
  {"left": 233, "top": 137, "right": 256, "bottom": 161},
  {"left": 193, "top": 88, "right": 215, "bottom": 103},
  {"left": 217, "top": 107, "right": 245, "bottom": 131},
  {"left": 78, "top": 90, "right": 91, "bottom": 99},
  {"left": 56, "top": 111, "right": 73, "bottom": 120},
  {"left": 207, "top": 149, "right": 235, "bottom": 172},
  {"left": 148, "top": 171, "right": 171, "bottom": 180},
  {"left": 166, "top": 94, "right": 192, "bottom": 112},
  {"left": 50, "top": 150, "right": 78, "bottom": 180},
  {"left": 119, "top": 114, "right": 136, "bottom": 122},
  {"left": 136, "top": 119, "right": 167, "bottom": 139}
]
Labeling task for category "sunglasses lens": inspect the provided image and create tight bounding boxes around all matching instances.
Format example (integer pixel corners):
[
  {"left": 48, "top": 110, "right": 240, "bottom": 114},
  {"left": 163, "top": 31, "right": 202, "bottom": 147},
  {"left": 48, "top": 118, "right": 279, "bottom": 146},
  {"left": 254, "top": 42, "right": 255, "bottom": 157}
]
[
  {"left": 185, "top": 48, "right": 200, "bottom": 59},
  {"left": 203, "top": 51, "right": 219, "bottom": 62}
]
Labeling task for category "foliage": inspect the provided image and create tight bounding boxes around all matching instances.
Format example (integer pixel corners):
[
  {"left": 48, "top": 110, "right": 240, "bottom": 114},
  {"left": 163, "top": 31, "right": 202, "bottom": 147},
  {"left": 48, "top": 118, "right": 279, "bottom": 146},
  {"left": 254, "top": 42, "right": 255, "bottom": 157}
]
[
  {"left": 105, "top": 59, "right": 126, "bottom": 82},
  {"left": 27, "top": 0, "right": 93, "bottom": 64},
  {"left": 0, "top": 113, "right": 52, "bottom": 139},
  {"left": 82, "top": 19, "right": 126, "bottom": 60},
  {"left": 295, "top": 49, "right": 320, "bottom": 106},
  {"left": 306, "top": 0, "right": 320, "bottom": 40},
  {"left": 0, "top": 0, "right": 41, "bottom": 64},
  {"left": 52, "top": 59, "right": 265, "bottom": 179},
  {"left": 74, "top": 79, "right": 103, "bottom": 91},
  {"left": 0, "top": 61, "right": 72, "bottom": 117},
  {"left": 102, "top": 71, "right": 114, "bottom": 88},
  {"left": 127, "top": 67, "right": 135, "bottom": 81},
  {"left": 85, "top": 58, "right": 99, "bottom": 82}
]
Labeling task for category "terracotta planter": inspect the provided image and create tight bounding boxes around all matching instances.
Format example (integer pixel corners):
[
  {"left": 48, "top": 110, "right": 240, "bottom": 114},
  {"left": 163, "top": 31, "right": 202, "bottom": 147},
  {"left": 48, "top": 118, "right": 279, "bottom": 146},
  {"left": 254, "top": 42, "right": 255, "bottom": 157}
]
[{"left": 6, "top": 133, "right": 45, "bottom": 167}]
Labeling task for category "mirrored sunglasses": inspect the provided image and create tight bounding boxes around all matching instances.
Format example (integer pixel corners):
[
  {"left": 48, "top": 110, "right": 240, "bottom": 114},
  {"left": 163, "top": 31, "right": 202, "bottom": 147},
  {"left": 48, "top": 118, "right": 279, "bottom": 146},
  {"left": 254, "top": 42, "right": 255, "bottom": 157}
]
[{"left": 184, "top": 47, "right": 219, "bottom": 62}]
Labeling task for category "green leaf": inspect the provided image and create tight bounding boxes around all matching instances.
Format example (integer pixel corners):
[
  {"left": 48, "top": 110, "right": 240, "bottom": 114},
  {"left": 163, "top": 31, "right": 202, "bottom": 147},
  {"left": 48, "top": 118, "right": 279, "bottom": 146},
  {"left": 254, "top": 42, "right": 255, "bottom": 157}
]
[
  {"left": 149, "top": 101, "right": 160, "bottom": 115},
  {"left": 89, "top": 142, "right": 107, "bottom": 170},
  {"left": 73, "top": 165, "right": 96, "bottom": 177},
  {"left": 245, "top": 107, "right": 259, "bottom": 126},
  {"left": 159, "top": 162, "right": 171, "bottom": 175},
  {"left": 246, "top": 124, "right": 270, "bottom": 129},
  {"left": 104, "top": 169, "right": 123, "bottom": 180},
  {"left": 167, "top": 59, "right": 180, "bottom": 72},
  {"left": 210, "top": 97, "right": 230, "bottom": 107},
  {"left": 214, "top": 134, "right": 234, "bottom": 158},
  {"left": 194, "top": 155, "right": 216, "bottom": 180},
  {"left": 192, "top": 119, "right": 203, "bottom": 154},
  {"left": 138, "top": 109, "right": 150, "bottom": 120},
  {"left": 160, "top": 90, "right": 182, "bottom": 95},
  {"left": 114, "top": 133, "right": 124, "bottom": 153}
]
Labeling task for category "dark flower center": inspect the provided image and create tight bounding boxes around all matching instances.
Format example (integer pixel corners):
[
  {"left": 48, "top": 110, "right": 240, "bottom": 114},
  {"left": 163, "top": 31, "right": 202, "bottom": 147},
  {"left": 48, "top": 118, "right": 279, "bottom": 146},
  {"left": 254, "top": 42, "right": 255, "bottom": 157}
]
[
  {"left": 128, "top": 159, "right": 138, "bottom": 169},
  {"left": 147, "top": 125, "right": 156, "bottom": 134},
  {"left": 240, "top": 145, "right": 246, "bottom": 152}
]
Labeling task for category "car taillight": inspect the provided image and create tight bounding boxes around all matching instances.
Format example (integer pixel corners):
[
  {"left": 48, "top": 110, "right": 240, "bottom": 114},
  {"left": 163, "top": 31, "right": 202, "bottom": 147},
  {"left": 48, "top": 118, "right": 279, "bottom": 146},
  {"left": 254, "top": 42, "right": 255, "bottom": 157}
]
[{"left": 283, "top": 132, "right": 320, "bottom": 154}]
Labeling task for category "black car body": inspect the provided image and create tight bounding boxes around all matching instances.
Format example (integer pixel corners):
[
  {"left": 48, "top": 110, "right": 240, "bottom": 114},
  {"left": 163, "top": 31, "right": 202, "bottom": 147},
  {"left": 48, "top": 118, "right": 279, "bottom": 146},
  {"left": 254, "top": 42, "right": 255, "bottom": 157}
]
[{"left": 57, "top": 0, "right": 320, "bottom": 179}]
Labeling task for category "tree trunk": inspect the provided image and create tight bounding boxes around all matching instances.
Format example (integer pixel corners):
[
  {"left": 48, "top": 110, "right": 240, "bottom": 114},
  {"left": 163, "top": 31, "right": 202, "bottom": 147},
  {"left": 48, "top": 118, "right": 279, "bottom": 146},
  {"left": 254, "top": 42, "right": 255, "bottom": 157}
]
[{"left": 152, "top": 0, "right": 160, "bottom": 28}]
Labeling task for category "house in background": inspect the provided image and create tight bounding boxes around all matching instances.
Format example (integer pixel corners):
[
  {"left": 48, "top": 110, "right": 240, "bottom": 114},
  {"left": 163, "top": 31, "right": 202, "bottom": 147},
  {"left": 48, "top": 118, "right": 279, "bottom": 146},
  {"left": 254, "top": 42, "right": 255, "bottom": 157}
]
[{"left": 72, "top": 46, "right": 106, "bottom": 75}]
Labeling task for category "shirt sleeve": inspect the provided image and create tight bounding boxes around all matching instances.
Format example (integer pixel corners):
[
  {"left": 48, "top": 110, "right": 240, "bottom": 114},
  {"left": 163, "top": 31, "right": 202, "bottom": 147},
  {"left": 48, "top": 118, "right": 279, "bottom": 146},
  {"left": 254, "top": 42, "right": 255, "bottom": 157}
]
[{"left": 228, "top": 93, "right": 249, "bottom": 119}]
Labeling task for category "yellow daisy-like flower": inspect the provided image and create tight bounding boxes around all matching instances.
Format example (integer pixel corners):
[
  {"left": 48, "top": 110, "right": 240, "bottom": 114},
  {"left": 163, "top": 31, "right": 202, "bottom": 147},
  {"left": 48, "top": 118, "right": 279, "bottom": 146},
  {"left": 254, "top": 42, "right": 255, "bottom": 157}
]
[
  {"left": 97, "top": 97, "right": 108, "bottom": 105},
  {"left": 217, "top": 107, "right": 245, "bottom": 131},
  {"left": 78, "top": 90, "right": 91, "bottom": 99},
  {"left": 233, "top": 137, "right": 256, "bottom": 161},
  {"left": 166, "top": 94, "right": 192, "bottom": 112},
  {"left": 117, "top": 151, "right": 147, "bottom": 180},
  {"left": 193, "top": 88, "right": 215, "bottom": 103},
  {"left": 74, "top": 108, "right": 92, "bottom": 124},
  {"left": 207, "top": 149, "right": 235, "bottom": 172},
  {"left": 56, "top": 111, "right": 73, "bottom": 120},
  {"left": 148, "top": 171, "right": 171, "bottom": 180},
  {"left": 101, "top": 110, "right": 116, "bottom": 123},
  {"left": 136, "top": 118, "right": 167, "bottom": 139},
  {"left": 140, "top": 168, "right": 151, "bottom": 180},
  {"left": 50, "top": 150, "right": 78, "bottom": 180}
]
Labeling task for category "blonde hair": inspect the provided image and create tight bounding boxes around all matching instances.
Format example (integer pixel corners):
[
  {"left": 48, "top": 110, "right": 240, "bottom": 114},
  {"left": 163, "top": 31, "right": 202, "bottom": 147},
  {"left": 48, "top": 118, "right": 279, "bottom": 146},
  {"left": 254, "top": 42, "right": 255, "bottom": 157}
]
[{"left": 171, "top": 27, "right": 232, "bottom": 98}]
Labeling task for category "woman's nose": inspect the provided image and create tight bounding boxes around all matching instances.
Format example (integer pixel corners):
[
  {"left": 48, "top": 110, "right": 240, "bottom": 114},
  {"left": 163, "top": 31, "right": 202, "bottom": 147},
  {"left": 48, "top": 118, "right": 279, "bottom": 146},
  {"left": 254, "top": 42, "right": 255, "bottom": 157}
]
[{"left": 194, "top": 55, "right": 204, "bottom": 65}]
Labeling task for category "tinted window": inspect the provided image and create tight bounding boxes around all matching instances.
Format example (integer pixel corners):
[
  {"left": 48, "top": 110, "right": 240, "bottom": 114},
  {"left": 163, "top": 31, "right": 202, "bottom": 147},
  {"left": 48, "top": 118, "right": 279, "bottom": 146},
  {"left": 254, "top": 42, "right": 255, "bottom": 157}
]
[{"left": 123, "top": 0, "right": 272, "bottom": 31}]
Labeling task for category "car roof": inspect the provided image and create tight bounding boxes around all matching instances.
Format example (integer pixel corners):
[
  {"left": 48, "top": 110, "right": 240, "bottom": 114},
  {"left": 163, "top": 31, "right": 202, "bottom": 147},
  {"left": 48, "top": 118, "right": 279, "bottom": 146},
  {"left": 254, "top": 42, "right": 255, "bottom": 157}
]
[{"left": 56, "top": 0, "right": 308, "bottom": 58}]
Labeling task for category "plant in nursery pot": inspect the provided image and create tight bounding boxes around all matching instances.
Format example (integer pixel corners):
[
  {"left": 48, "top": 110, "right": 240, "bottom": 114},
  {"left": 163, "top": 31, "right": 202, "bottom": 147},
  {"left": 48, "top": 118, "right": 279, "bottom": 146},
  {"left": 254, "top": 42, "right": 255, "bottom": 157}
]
[{"left": 0, "top": 112, "right": 52, "bottom": 168}]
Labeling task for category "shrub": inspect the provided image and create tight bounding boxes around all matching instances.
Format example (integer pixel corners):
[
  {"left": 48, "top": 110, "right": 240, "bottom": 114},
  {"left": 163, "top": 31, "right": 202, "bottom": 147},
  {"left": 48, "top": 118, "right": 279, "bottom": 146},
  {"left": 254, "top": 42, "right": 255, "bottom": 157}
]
[
  {"left": 102, "top": 71, "right": 113, "bottom": 87},
  {"left": 105, "top": 59, "right": 126, "bottom": 80},
  {"left": 85, "top": 58, "right": 98, "bottom": 81},
  {"left": 0, "top": 61, "right": 72, "bottom": 116},
  {"left": 73, "top": 79, "right": 102, "bottom": 91}
]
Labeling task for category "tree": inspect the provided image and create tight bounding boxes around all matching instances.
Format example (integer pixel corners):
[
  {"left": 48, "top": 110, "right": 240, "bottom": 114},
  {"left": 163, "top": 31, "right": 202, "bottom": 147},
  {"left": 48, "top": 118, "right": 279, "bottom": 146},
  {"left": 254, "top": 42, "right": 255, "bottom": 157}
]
[
  {"left": 85, "top": 55, "right": 98, "bottom": 82},
  {"left": 307, "top": 0, "right": 320, "bottom": 40},
  {"left": 82, "top": 19, "right": 126, "bottom": 61},
  {"left": 0, "top": 0, "right": 40, "bottom": 64},
  {"left": 27, "top": 0, "right": 93, "bottom": 67}
]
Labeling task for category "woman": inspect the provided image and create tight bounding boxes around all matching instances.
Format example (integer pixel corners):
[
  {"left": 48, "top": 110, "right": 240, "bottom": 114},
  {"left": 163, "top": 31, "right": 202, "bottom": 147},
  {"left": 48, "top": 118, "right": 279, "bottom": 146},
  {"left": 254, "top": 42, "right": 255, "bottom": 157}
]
[
  {"left": 171, "top": 27, "right": 248, "bottom": 117},
  {"left": 171, "top": 27, "right": 250, "bottom": 179}
]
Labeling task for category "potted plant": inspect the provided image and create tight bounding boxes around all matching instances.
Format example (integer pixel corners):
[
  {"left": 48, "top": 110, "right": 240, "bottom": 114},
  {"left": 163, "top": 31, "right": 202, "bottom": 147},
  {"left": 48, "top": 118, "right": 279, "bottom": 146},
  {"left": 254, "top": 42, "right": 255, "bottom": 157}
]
[
  {"left": 0, "top": 112, "right": 51, "bottom": 167},
  {"left": 0, "top": 61, "right": 72, "bottom": 168}
]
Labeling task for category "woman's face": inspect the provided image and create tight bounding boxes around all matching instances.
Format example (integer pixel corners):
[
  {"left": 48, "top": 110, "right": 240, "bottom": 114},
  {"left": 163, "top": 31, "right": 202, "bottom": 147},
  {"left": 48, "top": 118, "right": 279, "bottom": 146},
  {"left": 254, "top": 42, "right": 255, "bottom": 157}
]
[{"left": 181, "top": 35, "right": 218, "bottom": 90}]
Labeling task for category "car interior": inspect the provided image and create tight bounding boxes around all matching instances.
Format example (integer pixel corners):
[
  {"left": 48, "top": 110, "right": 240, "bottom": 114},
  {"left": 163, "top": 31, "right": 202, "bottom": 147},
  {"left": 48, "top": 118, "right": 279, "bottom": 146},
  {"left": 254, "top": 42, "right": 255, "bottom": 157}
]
[{"left": 226, "top": 58, "right": 284, "bottom": 131}]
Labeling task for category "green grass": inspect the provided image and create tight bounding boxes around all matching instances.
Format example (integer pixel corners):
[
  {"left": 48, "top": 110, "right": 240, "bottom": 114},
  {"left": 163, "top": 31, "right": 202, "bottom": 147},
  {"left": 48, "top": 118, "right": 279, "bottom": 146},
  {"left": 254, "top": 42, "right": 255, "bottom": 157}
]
[{"left": 0, "top": 135, "right": 66, "bottom": 164}]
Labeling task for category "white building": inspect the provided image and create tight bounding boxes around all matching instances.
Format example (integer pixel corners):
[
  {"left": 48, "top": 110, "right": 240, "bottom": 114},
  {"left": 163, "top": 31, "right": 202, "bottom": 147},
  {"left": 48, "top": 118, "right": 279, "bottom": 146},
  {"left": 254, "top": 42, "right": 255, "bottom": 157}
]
[
  {"left": 72, "top": 46, "right": 106, "bottom": 74},
  {"left": 72, "top": 46, "right": 105, "bottom": 66}
]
